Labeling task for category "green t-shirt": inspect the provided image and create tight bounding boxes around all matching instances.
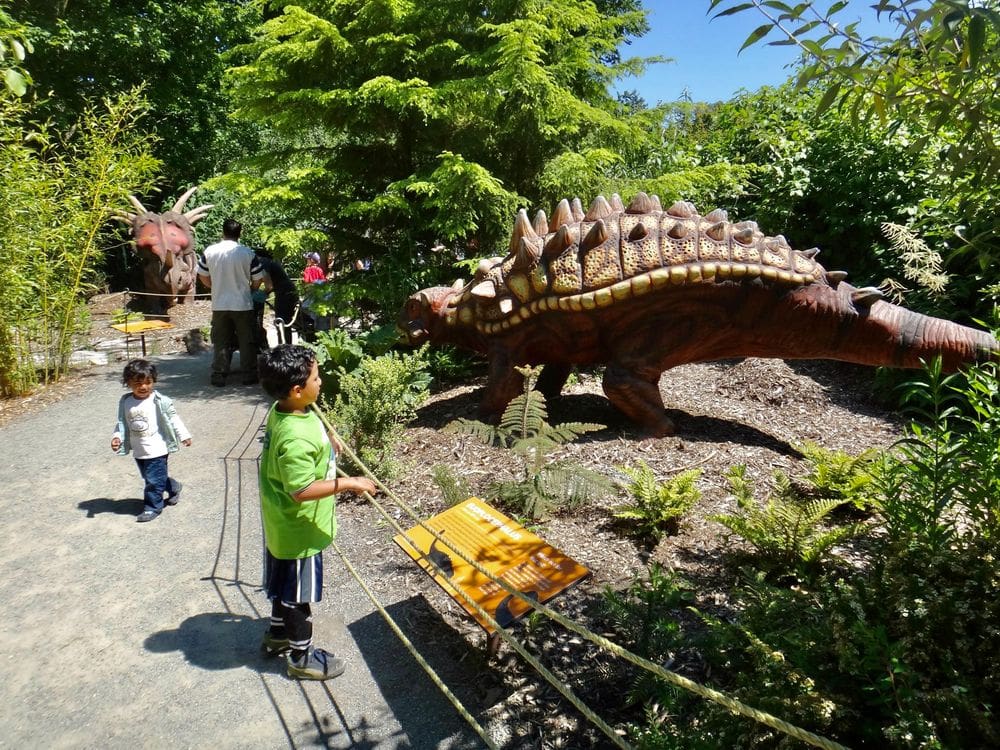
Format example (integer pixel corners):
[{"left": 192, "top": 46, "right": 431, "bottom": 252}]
[{"left": 259, "top": 404, "right": 337, "bottom": 558}]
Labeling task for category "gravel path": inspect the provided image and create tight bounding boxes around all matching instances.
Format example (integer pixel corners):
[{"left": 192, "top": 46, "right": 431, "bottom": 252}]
[{"left": 0, "top": 351, "right": 485, "bottom": 749}]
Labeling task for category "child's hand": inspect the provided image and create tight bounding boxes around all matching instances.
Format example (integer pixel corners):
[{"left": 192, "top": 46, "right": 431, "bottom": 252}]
[
  {"left": 352, "top": 477, "right": 378, "bottom": 497},
  {"left": 182, "top": 438, "right": 192, "bottom": 447},
  {"left": 111, "top": 437, "right": 121, "bottom": 451}
]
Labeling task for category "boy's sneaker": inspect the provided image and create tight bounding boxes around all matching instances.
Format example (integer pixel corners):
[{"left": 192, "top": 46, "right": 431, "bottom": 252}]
[
  {"left": 136, "top": 510, "right": 159, "bottom": 523},
  {"left": 165, "top": 481, "right": 182, "bottom": 506},
  {"left": 287, "top": 647, "right": 346, "bottom": 680},
  {"left": 260, "top": 631, "right": 290, "bottom": 657}
]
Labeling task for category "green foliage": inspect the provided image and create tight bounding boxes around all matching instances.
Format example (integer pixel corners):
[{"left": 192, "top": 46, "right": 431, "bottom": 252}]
[
  {"left": 110, "top": 308, "right": 143, "bottom": 326},
  {"left": 331, "top": 347, "right": 430, "bottom": 480},
  {"left": 0, "top": 6, "right": 32, "bottom": 96},
  {"left": 602, "top": 563, "right": 693, "bottom": 661},
  {"left": 797, "top": 441, "right": 879, "bottom": 512},
  {"left": 0, "top": 89, "right": 158, "bottom": 396},
  {"left": 12, "top": 0, "right": 263, "bottom": 189},
  {"left": 613, "top": 462, "right": 701, "bottom": 541},
  {"left": 429, "top": 464, "right": 473, "bottom": 508},
  {"left": 420, "top": 344, "right": 481, "bottom": 383},
  {"left": 307, "top": 324, "right": 404, "bottom": 396},
  {"left": 711, "top": 464, "right": 868, "bottom": 576},
  {"left": 445, "top": 365, "right": 609, "bottom": 519}
]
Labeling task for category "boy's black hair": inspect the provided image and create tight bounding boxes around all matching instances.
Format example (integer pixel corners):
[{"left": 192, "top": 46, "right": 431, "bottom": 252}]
[
  {"left": 122, "top": 358, "right": 157, "bottom": 385},
  {"left": 258, "top": 344, "right": 315, "bottom": 400}
]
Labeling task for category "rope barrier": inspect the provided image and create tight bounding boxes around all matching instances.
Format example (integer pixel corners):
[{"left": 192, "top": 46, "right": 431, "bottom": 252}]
[{"left": 312, "top": 405, "right": 853, "bottom": 750}]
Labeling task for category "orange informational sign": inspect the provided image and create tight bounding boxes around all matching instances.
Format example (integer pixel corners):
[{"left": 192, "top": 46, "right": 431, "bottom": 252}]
[{"left": 393, "top": 498, "right": 590, "bottom": 633}]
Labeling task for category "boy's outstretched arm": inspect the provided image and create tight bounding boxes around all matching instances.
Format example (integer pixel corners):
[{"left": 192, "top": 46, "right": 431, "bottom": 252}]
[{"left": 291, "top": 476, "right": 377, "bottom": 502}]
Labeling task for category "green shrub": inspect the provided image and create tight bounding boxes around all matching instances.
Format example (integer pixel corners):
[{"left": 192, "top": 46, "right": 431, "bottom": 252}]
[
  {"left": 614, "top": 461, "right": 701, "bottom": 541},
  {"left": 711, "top": 465, "right": 868, "bottom": 577},
  {"left": 797, "top": 441, "right": 879, "bottom": 512},
  {"left": 332, "top": 348, "right": 430, "bottom": 479},
  {"left": 444, "top": 365, "right": 611, "bottom": 519},
  {"left": 430, "top": 464, "right": 473, "bottom": 507}
]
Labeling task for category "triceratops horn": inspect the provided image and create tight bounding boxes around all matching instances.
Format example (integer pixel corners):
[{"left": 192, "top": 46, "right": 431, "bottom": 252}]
[
  {"left": 584, "top": 195, "right": 613, "bottom": 222},
  {"left": 579, "top": 219, "right": 609, "bottom": 253},
  {"left": 626, "top": 192, "right": 653, "bottom": 215},
  {"left": 508, "top": 208, "right": 538, "bottom": 256},
  {"left": 111, "top": 211, "right": 136, "bottom": 225},
  {"left": 128, "top": 195, "right": 147, "bottom": 214},
  {"left": 551, "top": 199, "right": 573, "bottom": 231},
  {"left": 184, "top": 204, "right": 214, "bottom": 224},
  {"left": 171, "top": 186, "right": 199, "bottom": 214},
  {"left": 570, "top": 197, "right": 585, "bottom": 222}
]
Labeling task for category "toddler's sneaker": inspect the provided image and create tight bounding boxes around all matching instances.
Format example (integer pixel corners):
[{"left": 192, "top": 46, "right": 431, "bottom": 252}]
[
  {"left": 260, "top": 631, "right": 290, "bottom": 657},
  {"left": 165, "top": 481, "right": 183, "bottom": 506},
  {"left": 136, "top": 510, "right": 159, "bottom": 523},
  {"left": 287, "top": 647, "right": 345, "bottom": 680}
]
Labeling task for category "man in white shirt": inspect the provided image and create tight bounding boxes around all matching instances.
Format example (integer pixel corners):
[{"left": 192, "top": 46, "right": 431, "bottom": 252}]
[{"left": 197, "top": 219, "right": 265, "bottom": 386}]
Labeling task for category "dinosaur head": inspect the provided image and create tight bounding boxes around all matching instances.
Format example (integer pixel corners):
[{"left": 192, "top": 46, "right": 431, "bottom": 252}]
[
  {"left": 114, "top": 187, "right": 213, "bottom": 305},
  {"left": 398, "top": 285, "right": 458, "bottom": 345}
]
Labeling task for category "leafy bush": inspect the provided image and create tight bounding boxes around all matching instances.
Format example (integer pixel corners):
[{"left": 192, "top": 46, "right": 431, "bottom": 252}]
[
  {"left": 445, "top": 365, "right": 611, "bottom": 519},
  {"left": 614, "top": 461, "right": 701, "bottom": 541},
  {"left": 712, "top": 465, "right": 868, "bottom": 577},
  {"left": 332, "top": 348, "right": 431, "bottom": 480},
  {"left": 430, "top": 464, "right": 473, "bottom": 507}
]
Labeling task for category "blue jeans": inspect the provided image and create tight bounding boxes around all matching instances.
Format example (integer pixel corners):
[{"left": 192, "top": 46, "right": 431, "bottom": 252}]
[{"left": 135, "top": 456, "right": 179, "bottom": 513}]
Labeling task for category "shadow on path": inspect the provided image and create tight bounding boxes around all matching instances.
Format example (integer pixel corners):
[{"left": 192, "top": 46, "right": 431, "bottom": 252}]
[{"left": 78, "top": 496, "right": 144, "bottom": 517}]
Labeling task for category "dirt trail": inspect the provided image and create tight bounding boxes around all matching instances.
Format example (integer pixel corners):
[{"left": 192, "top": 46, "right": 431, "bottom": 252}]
[{"left": 0, "top": 352, "right": 484, "bottom": 749}]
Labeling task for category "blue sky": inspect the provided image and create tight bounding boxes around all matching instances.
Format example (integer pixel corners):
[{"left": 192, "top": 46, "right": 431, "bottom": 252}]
[{"left": 616, "top": 0, "right": 890, "bottom": 104}]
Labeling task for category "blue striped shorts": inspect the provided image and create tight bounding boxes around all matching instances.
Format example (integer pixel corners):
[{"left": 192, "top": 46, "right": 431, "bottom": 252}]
[{"left": 263, "top": 549, "right": 323, "bottom": 603}]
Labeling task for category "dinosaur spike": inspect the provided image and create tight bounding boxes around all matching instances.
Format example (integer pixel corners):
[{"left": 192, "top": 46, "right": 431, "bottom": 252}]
[
  {"left": 803, "top": 247, "right": 821, "bottom": 258},
  {"left": 773, "top": 234, "right": 791, "bottom": 247},
  {"left": 826, "top": 270, "right": 848, "bottom": 284},
  {"left": 705, "top": 208, "right": 728, "bottom": 223},
  {"left": 627, "top": 223, "right": 648, "bottom": 242},
  {"left": 580, "top": 219, "right": 609, "bottom": 253},
  {"left": 584, "top": 195, "right": 613, "bottom": 222},
  {"left": 184, "top": 204, "right": 214, "bottom": 224},
  {"left": 610, "top": 193, "right": 625, "bottom": 212},
  {"left": 650, "top": 194, "right": 663, "bottom": 211},
  {"left": 128, "top": 195, "right": 147, "bottom": 214},
  {"left": 498, "top": 297, "right": 515, "bottom": 315},
  {"left": 471, "top": 279, "right": 497, "bottom": 299},
  {"left": 514, "top": 236, "right": 541, "bottom": 269},
  {"left": 543, "top": 224, "right": 574, "bottom": 259},
  {"left": 533, "top": 209, "right": 548, "bottom": 237},
  {"left": 551, "top": 199, "right": 572, "bottom": 230},
  {"left": 111, "top": 212, "right": 136, "bottom": 225},
  {"left": 667, "top": 222, "right": 689, "bottom": 240},
  {"left": 451, "top": 278, "right": 465, "bottom": 291},
  {"left": 705, "top": 222, "right": 727, "bottom": 242},
  {"left": 508, "top": 208, "right": 538, "bottom": 255},
  {"left": 667, "top": 200, "right": 696, "bottom": 218},
  {"left": 732, "top": 228, "right": 754, "bottom": 245},
  {"left": 734, "top": 220, "right": 760, "bottom": 235},
  {"left": 571, "top": 197, "right": 585, "bottom": 222},
  {"left": 171, "top": 186, "right": 199, "bottom": 214},
  {"left": 852, "top": 287, "right": 885, "bottom": 306},
  {"left": 626, "top": 192, "right": 654, "bottom": 215},
  {"left": 475, "top": 258, "right": 494, "bottom": 279}
]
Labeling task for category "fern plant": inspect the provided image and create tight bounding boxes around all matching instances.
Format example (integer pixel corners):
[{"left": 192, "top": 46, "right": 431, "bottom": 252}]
[
  {"left": 614, "top": 461, "right": 701, "bottom": 541},
  {"left": 445, "top": 365, "right": 610, "bottom": 519},
  {"left": 711, "top": 464, "right": 868, "bottom": 576},
  {"left": 797, "top": 441, "right": 879, "bottom": 512}
]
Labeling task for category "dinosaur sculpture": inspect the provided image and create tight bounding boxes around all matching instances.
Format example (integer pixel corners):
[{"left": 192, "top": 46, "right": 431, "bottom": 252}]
[
  {"left": 399, "top": 193, "right": 998, "bottom": 436},
  {"left": 114, "top": 187, "right": 213, "bottom": 314}
]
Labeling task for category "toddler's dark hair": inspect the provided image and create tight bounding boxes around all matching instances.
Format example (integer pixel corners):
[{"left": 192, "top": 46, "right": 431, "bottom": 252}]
[
  {"left": 122, "top": 358, "right": 157, "bottom": 385},
  {"left": 258, "top": 344, "right": 315, "bottom": 400}
]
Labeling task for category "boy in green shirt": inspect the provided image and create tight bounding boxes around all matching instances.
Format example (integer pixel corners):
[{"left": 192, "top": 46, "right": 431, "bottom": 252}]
[{"left": 257, "top": 344, "right": 377, "bottom": 680}]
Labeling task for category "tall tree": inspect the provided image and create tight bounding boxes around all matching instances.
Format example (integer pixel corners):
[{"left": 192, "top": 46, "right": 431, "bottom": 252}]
[
  {"left": 10, "top": 0, "right": 263, "bottom": 192},
  {"left": 218, "top": 0, "right": 673, "bottom": 308}
]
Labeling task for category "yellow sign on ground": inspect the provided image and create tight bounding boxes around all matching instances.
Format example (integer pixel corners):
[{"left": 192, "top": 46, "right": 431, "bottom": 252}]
[
  {"left": 110, "top": 320, "right": 175, "bottom": 334},
  {"left": 394, "top": 498, "right": 590, "bottom": 633}
]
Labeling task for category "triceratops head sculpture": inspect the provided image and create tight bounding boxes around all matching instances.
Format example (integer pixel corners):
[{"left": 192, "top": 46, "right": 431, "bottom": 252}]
[{"left": 114, "top": 187, "right": 213, "bottom": 313}]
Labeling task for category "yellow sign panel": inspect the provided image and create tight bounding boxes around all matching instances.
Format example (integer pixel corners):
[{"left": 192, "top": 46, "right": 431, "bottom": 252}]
[
  {"left": 393, "top": 498, "right": 590, "bottom": 633},
  {"left": 110, "top": 320, "right": 175, "bottom": 333}
]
